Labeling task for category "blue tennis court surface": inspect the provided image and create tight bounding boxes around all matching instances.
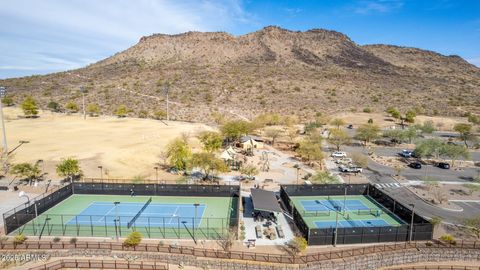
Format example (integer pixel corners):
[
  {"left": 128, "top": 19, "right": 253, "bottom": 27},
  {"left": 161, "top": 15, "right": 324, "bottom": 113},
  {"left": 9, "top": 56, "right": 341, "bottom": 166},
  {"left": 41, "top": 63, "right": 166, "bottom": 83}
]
[
  {"left": 301, "top": 199, "right": 369, "bottom": 212},
  {"left": 315, "top": 219, "right": 390, "bottom": 228},
  {"left": 66, "top": 202, "right": 206, "bottom": 228}
]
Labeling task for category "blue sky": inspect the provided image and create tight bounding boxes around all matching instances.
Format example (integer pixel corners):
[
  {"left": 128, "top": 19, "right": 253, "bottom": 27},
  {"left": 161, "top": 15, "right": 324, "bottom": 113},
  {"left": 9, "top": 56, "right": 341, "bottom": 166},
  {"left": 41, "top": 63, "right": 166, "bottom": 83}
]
[{"left": 1, "top": 0, "right": 479, "bottom": 79}]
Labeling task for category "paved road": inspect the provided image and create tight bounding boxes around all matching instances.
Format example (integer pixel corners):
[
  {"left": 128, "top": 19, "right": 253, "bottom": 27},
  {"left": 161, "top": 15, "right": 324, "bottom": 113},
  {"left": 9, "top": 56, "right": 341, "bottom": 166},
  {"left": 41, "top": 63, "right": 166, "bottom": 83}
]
[
  {"left": 327, "top": 144, "right": 479, "bottom": 224},
  {"left": 341, "top": 145, "right": 479, "bottom": 183},
  {"left": 363, "top": 159, "right": 474, "bottom": 224}
]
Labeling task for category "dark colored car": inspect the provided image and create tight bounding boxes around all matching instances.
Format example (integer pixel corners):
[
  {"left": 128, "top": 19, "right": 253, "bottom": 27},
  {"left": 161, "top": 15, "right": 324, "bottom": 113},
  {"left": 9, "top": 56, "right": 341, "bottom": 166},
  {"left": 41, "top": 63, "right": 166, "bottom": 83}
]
[
  {"left": 437, "top": 162, "right": 450, "bottom": 169},
  {"left": 409, "top": 162, "right": 422, "bottom": 169},
  {"left": 347, "top": 124, "right": 353, "bottom": 129}
]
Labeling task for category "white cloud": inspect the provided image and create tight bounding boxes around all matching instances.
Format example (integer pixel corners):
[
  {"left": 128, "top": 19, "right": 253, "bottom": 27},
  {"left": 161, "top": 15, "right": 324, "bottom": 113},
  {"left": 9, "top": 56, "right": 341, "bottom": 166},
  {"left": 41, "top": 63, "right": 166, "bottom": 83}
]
[
  {"left": 354, "top": 0, "right": 404, "bottom": 14},
  {"left": 0, "top": 0, "right": 254, "bottom": 79}
]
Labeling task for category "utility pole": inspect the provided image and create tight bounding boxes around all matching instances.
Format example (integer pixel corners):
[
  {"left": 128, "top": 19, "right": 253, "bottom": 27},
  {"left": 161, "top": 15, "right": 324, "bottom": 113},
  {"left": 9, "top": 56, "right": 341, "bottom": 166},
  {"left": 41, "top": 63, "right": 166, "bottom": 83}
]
[
  {"left": 0, "top": 87, "right": 8, "bottom": 155},
  {"left": 409, "top": 204, "right": 415, "bottom": 242},
  {"left": 80, "top": 86, "right": 87, "bottom": 120},
  {"left": 163, "top": 83, "right": 170, "bottom": 121}
]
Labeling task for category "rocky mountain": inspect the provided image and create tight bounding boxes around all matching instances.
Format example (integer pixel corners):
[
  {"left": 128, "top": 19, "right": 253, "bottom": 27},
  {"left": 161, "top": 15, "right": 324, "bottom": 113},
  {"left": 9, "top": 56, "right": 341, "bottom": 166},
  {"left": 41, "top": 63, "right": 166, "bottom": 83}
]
[{"left": 1, "top": 26, "right": 479, "bottom": 122}]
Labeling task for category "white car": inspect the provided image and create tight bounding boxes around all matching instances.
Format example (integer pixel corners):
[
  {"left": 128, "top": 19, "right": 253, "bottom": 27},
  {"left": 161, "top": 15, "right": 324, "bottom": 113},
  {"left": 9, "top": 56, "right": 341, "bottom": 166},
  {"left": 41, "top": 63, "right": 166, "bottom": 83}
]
[
  {"left": 348, "top": 166, "right": 363, "bottom": 173},
  {"left": 331, "top": 151, "right": 347, "bottom": 158},
  {"left": 335, "top": 158, "right": 353, "bottom": 165}
]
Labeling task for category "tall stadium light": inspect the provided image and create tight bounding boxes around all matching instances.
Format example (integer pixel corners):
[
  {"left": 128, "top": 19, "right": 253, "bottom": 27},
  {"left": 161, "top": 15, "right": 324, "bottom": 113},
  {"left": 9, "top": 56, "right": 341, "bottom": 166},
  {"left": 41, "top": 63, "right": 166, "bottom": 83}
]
[
  {"left": 98, "top": 166, "right": 103, "bottom": 180},
  {"left": 409, "top": 203, "right": 415, "bottom": 242},
  {"left": 163, "top": 83, "right": 170, "bottom": 121},
  {"left": 193, "top": 203, "right": 200, "bottom": 244},
  {"left": 154, "top": 166, "right": 159, "bottom": 183},
  {"left": 19, "top": 191, "right": 37, "bottom": 217},
  {"left": 80, "top": 86, "right": 88, "bottom": 120},
  {"left": 114, "top": 201, "right": 121, "bottom": 240},
  {"left": 0, "top": 86, "right": 8, "bottom": 155}
]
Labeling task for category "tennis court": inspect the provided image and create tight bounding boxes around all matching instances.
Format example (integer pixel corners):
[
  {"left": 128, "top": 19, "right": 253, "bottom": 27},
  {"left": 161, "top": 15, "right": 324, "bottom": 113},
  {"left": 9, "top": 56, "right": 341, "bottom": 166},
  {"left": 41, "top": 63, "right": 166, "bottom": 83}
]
[
  {"left": 67, "top": 201, "right": 206, "bottom": 228},
  {"left": 291, "top": 195, "right": 404, "bottom": 229},
  {"left": 16, "top": 194, "right": 237, "bottom": 239}
]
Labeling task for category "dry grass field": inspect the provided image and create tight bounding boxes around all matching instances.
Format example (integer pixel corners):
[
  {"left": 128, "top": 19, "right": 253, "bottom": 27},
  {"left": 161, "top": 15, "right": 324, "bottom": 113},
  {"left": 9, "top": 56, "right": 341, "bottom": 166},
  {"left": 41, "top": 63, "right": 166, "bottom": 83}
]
[
  {"left": 331, "top": 112, "right": 468, "bottom": 130},
  {"left": 3, "top": 107, "right": 212, "bottom": 181}
]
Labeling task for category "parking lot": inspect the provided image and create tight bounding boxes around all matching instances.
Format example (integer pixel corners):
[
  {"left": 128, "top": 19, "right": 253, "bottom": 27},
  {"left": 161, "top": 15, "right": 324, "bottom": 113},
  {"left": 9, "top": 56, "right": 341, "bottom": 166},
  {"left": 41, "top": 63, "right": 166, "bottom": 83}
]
[{"left": 450, "top": 200, "right": 480, "bottom": 213}]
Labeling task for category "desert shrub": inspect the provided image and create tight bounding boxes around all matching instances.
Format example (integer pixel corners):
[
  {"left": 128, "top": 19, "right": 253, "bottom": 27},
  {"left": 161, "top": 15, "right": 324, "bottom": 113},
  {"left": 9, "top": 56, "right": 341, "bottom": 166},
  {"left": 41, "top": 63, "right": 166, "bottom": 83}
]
[
  {"left": 13, "top": 234, "right": 27, "bottom": 245},
  {"left": 69, "top": 237, "right": 77, "bottom": 244},
  {"left": 439, "top": 234, "right": 456, "bottom": 245},
  {"left": 363, "top": 107, "right": 372, "bottom": 113},
  {"left": 123, "top": 231, "right": 142, "bottom": 247},
  {"left": 53, "top": 237, "right": 61, "bottom": 243}
]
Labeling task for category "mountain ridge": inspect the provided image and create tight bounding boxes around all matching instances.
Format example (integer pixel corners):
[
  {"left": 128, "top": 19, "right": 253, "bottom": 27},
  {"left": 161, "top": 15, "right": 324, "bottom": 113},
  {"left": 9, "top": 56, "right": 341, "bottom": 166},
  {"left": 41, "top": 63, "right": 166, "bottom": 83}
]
[{"left": 1, "top": 26, "right": 479, "bottom": 122}]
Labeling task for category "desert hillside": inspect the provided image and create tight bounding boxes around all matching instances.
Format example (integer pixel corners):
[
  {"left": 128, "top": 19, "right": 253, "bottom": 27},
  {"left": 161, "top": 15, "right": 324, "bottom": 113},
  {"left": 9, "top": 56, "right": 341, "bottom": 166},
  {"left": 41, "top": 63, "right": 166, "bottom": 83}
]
[{"left": 1, "top": 26, "right": 479, "bottom": 122}]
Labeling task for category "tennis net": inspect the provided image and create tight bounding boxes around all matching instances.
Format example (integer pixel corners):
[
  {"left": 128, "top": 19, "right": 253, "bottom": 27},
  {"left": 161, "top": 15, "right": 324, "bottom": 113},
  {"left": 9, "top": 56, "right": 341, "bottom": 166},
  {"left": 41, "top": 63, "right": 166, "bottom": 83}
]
[{"left": 127, "top": 197, "right": 152, "bottom": 228}]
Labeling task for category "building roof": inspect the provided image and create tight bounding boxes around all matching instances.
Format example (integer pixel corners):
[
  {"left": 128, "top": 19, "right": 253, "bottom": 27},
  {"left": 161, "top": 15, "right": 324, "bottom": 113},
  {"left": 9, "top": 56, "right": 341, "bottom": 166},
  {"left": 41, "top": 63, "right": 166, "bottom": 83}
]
[{"left": 250, "top": 188, "right": 282, "bottom": 213}]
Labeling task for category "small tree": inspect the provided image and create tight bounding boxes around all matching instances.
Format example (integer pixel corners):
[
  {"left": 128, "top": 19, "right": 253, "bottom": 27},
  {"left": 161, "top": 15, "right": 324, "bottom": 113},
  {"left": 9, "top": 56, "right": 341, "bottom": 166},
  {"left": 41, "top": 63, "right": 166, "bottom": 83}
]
[
  {"left": 355, "top": 123, "right": 380, "bottom": 146},
  {"left": 198, "top": 131, "right": 223, "bottom": 153},
  {"left": 56, "top": 158, "right": 82, "bottom": 183},
  {"left": 123, "top": 231, "right": 142, "bottom": 247},
  {"left": 382, "top": 129, "right": 406, "bottom": 146},
  {"left": 11, "top": 162, "right": 42, "bottom": 185},
  {"left": 65, "top": 101, "right": 79, "bottom": 113},
  {"left": 86, "top": 103, "right": 100, "bottom": 116},
  {"left": 463, "top": 217, "right": 480, "bottom": 239},
  {"left": 190, "top": 152, "right": 228, "bottom": 181},
  {"left": 217, "top": 228, "right": 236, "bottom": 251},
  {"left": 440, "top": 144, "right": 470, "bottom": 167},
  {"left": 287, "top": 236, "right": 308, "bottom": 255},
  {"left": 21, "top": 96, "right": 38, "bottom": 117},
  {"left": 405, "top": 110, "right": 416, "bottom": 123},
  {"left": 296, "top": 139, "right": 324, "bottom": 166},
  {"left": 310, "top": 171, "right": 339, "bottom": 184},
  {"left": 47, "top": 101, "right": 61, "bottom": 112},
  {"left": 351, "top": 153, "right": 368, "bottom": 168},
  {"left": 330, "top": 118, "right": 345, "bottom": 129},
  {"left": 453, "top": 123, "right": 473, "bottom": 148},
  {"left": 221, "top": 120, "right": 251, "bottom": 143},
  {"left": 166, "top": 138, "right": 191, "bottom": 171},
  {"left": 328, "top": 128, "right": 351, "bottom": 151},
  {"left": 115, "top": 105, "right": 128, "bottom": 118},
  {"left": 239, "top": 164, "right": 259, "bottom": 180},
  {"left": 264, "top": 127, "right": 283, "bottom": 146},
  {"left": 1, "top": 95, "right": 14, "bottom": 106}
]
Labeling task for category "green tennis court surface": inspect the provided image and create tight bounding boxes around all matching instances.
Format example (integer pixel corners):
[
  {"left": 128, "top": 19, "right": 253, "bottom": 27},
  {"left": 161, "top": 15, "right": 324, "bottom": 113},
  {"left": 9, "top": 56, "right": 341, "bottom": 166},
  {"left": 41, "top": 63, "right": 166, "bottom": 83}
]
[
  {"left": 16, "top": 194, "right": 237, "bottom": 239},
  {"left": 290, "top": 195, "right": 404, "bottom": 229}
]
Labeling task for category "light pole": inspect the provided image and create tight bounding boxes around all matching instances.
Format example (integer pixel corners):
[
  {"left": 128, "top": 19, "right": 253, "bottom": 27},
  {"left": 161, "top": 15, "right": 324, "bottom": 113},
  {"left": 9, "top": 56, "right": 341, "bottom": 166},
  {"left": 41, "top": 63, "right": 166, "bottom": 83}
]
[
  {"left": 80, "top": 86, "right": 87, "bottom": 120},
  {"left": 19, "top": 191, "right": 37, "bottom": 217},
  {"left": 163, "top": 83, "right": 170, "bottom": 121},
  {"left": 294, "top": 164, "right": 300, "bottom": 185},
  {"left": 343, "top": 184, "right": 348, "bottom": 215},
  {"left": 114, "top": 201, "right": 120, "bottom": 240},
  {"left": 154, "top": 166, "right": 159, "bottom": 183},
  {"left": 98, "top": 166, "right": 103, "bottom": 180},
  {"left": 193, "top": 203, "right": 200, "bottom": 244},
  {"left": 333, "top": 210, "right": 339, "bottom": 247},
  {"left": 0, "top": 86, "right": 8, "bottom": 155},
  {"left": 409, "top": 203, "right": 415, "bottom": 242}
]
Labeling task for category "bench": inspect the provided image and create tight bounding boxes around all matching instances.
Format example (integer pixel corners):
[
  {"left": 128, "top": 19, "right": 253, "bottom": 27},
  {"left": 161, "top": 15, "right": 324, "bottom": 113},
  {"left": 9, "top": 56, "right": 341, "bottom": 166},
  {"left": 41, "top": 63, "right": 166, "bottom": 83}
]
[
  {"left": 276, "top": 225, "right": 285, "bottom": 238},
  {"left": 255, "top": 225, "right": 262, "bottom": 239}
]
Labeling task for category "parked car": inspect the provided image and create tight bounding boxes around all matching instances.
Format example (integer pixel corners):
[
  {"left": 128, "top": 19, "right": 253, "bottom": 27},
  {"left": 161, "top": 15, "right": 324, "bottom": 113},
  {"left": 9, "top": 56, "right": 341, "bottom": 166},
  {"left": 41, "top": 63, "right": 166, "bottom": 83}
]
[
  {"left": 437, "top": 162, "right": 450, "bottom": 169},
  {"left": 347, "top": 124, "right": 354, "bottom": 129},
  {"left": 408, "top": 162, "right": 422, "bottom": 169},
  {"left": 331, "top": 151, "right": 347, "bottom": 158},
  {"left": 399, "top": 150, "right": 413, "bottom": 158},
  {"left": 348, "top": 166, "right": 363, "bottom": 173},
  {"left": 335, "top": 158, "right": 353, "bottom": 165},
  {"left": 338, "top": 165, "right": 349, "bottom": 172}
]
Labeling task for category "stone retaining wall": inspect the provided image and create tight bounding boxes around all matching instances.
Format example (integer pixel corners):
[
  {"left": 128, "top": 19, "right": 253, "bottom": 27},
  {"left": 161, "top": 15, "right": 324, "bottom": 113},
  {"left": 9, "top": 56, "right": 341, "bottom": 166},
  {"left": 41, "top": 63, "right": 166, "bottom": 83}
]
[{"left": 2, "top": 248, "right": 479, "bottom": 270}]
